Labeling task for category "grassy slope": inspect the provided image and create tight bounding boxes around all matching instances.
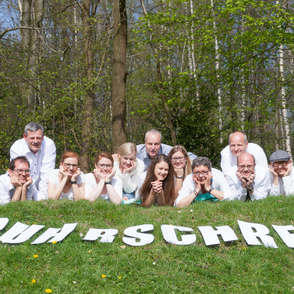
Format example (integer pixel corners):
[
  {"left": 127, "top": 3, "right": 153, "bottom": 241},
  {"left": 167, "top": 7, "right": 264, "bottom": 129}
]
[{"left": 0, "top": 197, "right": 293, "bottom": 293}]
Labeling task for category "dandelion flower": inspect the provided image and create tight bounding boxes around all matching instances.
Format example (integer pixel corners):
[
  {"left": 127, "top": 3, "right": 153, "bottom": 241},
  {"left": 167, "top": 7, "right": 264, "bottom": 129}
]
[
  {"left": 45, "top": 289, "right": 52, "bottom": 293},
  {"left": 88, "top": 250, "right": 92, "bottom": 253},
  {"left": 118, "top": 276, "right": 121, "bottom": 279},
  {"left": 31, "top": 279, "right": 36, "bottom": 284},
  {"left": 242, "top": 247, "right": 247, "bottom": 250},
  {"left": 52, "top": 241, "right": 57, "bottom": 244},
  {"left": 33, "top": 255, "right": 38, "bottom": 258},
  {"left": 101, "top": 274, "right": 106, "bottom": 279}
]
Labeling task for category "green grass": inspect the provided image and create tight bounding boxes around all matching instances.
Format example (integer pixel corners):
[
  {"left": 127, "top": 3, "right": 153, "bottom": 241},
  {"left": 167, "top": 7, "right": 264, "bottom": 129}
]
[{"left": 0, "top": 197, "right": 294, "bottom": 293}]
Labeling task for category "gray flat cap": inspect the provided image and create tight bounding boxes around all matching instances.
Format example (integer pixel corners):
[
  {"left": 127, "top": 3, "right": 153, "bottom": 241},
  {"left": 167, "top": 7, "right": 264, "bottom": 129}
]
[{"left": 269, "top": 150, "right": 291, "bottom": 162}]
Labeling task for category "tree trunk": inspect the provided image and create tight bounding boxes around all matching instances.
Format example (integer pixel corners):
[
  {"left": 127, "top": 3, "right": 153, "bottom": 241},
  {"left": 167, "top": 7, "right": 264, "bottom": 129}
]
[
  {"left": 111, "top": 0, "right": 127, "bottom": 153},
  {"left": 80, "top": 0, "right": 95, "bottom": 172}
]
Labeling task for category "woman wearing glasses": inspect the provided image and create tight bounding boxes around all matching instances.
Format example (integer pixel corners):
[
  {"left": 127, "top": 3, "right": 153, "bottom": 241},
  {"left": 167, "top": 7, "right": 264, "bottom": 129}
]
[
  {"left": 47, "top": 151, "right": 85, "bottom": 200},
  {"left": 85, "top": 152, "right": 122, "bottom": 204},
  {"left": 113, "top": 142, "right": 144, "bottom": 201},
  {"left": 168, "top": 145, "right": 192, "bottom": 196},
  {"left": 174, "top": 157, "right": 231, "bottom": 207}
]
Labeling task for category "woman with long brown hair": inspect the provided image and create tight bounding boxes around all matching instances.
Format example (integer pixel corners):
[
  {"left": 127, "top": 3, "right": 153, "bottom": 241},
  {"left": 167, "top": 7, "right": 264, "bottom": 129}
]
[
  {"left": 168, "top": 145, "right": 192, "bottom": 196},
  {"left": 139, "top": 154, "right": 176, "bottom": 207}
]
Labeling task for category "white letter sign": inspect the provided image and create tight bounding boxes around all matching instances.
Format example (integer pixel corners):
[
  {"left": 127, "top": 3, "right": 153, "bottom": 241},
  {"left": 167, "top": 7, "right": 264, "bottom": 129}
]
[
  {"left": 122, "top": 224, "right": 154, "bottom": 246},
  {"left": 83, "top": 229, "right": 118, "bottom": 243},
  {"left": 161, "top": 225, "right": 196, "bottom": 245},
  {"left": 272, "top": 225, "right": 294, "bottom": 248}
]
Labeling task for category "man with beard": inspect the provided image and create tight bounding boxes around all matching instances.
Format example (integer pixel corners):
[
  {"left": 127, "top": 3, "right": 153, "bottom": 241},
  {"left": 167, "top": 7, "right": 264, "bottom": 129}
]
[
  {"left": 0, "top": 156, "right": 33, "bottom": 204},
  {"left": 10, "top": 122, "right": 56, "bottom": 200},
  {"left": 226, "top": 153, "right": 271, "bottom": 201},
  {"left": 174, "top": 157, "right": 231, "bottom": 207},
  {"left": 268, "top": 150, "right": 294, "bottom": 196}
]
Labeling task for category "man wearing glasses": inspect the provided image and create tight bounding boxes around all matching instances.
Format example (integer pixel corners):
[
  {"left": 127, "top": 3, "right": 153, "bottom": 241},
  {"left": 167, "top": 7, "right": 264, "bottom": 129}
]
[
  {"left": 226, "top": 153, "right": 271, "bottom": 201},
  {"left": 10, "top": 122, "right": 56, "bottom": 200},
  {"left": 268, "top": 150, "right": 293, "bottom": 196},
  {"left": 174, "top": 157, "right": 231, "bottom": 207},
  {"left": 0, "top": 156, "right": 33, "bottom": 204}
]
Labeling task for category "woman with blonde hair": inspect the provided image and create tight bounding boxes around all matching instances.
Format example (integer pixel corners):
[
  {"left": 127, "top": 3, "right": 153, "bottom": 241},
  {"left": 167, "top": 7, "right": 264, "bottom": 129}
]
[
  {"left": 48, "top": 151, "right": 85, "bottom": 201},
  {"left": 168, "top": 145, "right": 192, "bottom": 196},
  {"left": 139, "top": 154, "right": 176, "bottom": 207},
  {"left": 113, "top": 142, "right": 144, "bottom": 201},
  {"left": 85, "top": 152, "right": 122, "bottom": 205}
]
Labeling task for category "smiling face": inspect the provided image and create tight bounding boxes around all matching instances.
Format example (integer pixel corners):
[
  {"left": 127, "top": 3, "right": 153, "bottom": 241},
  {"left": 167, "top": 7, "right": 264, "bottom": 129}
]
[
  {"left": 154, "top": 161, "right": 169, "bottom": 181},
  {"left": 237, "top": 153, "right": 255, "bottom": 178},
  {"left": 23, "top": 129, "right": 44, "bottom": 154},
  {"left": 95, "top": 157, "right": 113, "bottom": 176},
  {"left": 171, "top": 151, "right": 187, "bottom": 170},
  {"left": 62, "top": 157, "right": 78, "bottom": 177},
  {"left": 145, "top": 133, "right": 161, "bottom": 159},
  {"left": 8, "top": 160, "right": 30, "bottom": 184},
  {"left": 119, "top": 151, "right": 136, "bottom": 169},
  {"left": 192, "top": 165, "right": 209, "bottom": 184},
  {"left": 272, "top": 161, "right": 291, "bottom": 177},
  {"left": 229, "top": 132, "right": 248, "bottom": 158}
]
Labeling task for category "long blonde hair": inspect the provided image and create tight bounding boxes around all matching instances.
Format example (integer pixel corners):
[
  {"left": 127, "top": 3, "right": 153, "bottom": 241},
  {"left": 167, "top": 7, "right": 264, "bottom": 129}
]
[{"left": 168, "top": 145, "right": 192, "bottom": 180}]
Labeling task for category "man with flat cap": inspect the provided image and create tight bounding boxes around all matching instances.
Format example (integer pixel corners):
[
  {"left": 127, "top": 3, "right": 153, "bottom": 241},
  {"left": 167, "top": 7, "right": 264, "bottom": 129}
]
[{"left": 269, "top": 150, "right": 294, "bottom": 196}]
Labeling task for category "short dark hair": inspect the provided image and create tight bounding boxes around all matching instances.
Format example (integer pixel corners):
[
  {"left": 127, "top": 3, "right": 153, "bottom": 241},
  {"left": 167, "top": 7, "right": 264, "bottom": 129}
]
[
  {"left": 24, "top": 122, "right": 44, "bottom": 135},
  {"left": 9, "top": 156, "right": 30, "bottom": 170},
  {"left": 192, "top": 157, "right": 212, "bottom": 171}
]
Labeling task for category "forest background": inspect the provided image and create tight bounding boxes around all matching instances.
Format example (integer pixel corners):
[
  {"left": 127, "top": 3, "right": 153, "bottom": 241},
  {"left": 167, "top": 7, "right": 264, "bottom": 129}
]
[{"left": 1, "top": 0, "right": 294, "bottom": 174}]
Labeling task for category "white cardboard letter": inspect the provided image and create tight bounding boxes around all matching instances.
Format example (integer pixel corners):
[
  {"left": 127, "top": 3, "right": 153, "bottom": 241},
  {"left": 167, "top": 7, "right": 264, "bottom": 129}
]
[
  {"left": 272, "top": 225, "right": 294, "bottom": 248},
  {"left": 31, "top": 223, "right": 77, "bottom": 244},
  {"left": 198, "top": 225, "right": 238, "bottom": 246},
  {"left": 83, "top": 229, "right": 118, "bottom": 243},
  {"left": 123, "top": 224, "right": 154, "bottom": 246},
  {"left": 0, "top": 222, "right": 44, "bottom": 244},
  {"left": 0, "top": 218, "right": 9, "bottom": 231},
  {"left": 161, "top": 225, "right": 196, "bottom": 245},
  {"left": 238, "top": 220, "right": 277, "bottom": 248}
]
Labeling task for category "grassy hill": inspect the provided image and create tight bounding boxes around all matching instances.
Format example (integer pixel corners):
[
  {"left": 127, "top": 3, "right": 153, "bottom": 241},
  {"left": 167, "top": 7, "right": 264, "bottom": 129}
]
[{"left": 0, "top": 197, "right": 293, "bottom": 293}]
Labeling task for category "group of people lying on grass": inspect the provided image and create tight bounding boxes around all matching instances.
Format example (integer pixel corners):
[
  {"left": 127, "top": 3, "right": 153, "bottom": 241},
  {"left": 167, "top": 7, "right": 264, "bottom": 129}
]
[{"left": 0, "top": 123, "right": 293, "bottom": 206}]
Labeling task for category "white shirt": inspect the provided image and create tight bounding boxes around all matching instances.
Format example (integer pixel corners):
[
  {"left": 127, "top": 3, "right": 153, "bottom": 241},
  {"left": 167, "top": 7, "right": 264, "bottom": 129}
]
[
  {"left": 0, "top": 173, "right": 33, "bottom": 205},
  {"left": 84, "top": 173, "right": 123, "bottom": 201},
  {"left": 226, "top": 165, "right": 271, "bottom": 201},
  {"left": 48, "top": 169, "right": 85, "bottom": 201},
  {"left": 113, "top": 158, "right": 145, "bottom": 193},
  {"left": 269, "top": 171, "right": 294, "bottom": 196},
  {"left": 221, "top": 143, "right": 268, "bottom": 175},
  {"left": 10, "top": 136, "right": 56, "bottom": 200},
  {"left": 174, "top": 168, "right": 232, "bottom": 206}
]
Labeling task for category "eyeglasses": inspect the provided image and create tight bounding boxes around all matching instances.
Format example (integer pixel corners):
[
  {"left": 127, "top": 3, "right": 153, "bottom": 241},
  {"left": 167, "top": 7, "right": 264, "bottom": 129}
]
[
  {"left": 97, "top": 163, "right": 113, "bottom": 169},
  {"left": 171, "top": 156, "right": 186, "bottom": 162},
  {"left": 193, "top": 171, "right": 209, "bottom": 176},
  {"left": 238, "top": 165, "right": 254, "bottom": 170},
  {"left": 272, "top": 161, "right": 288, "bottom": 167},
  {"left": 63, "top": 163, "right": 78, "bottom": 169},
  {"left": 14, "top": 169, "right": 30, "bottom": 175}
]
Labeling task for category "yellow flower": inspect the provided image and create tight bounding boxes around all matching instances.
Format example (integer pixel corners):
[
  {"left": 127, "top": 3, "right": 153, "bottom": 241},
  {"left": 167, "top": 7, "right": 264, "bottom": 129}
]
[
  {"left": 118, "top": 276, "right": 121, "bottom": 279},
  {"left": 88, "top": 250, "right": 92, "bottom": 253},
  {"left": 31, "top": 279, "right": 36, "bottom": 284},
  {"left": 33, "top": 222, "right": 37, "bottom": 225},
  {"left": 101, "top": 274, "right": 106, "bottom": 279},
  {"left": 45, "top": 289, "right": 52, "bottom": 293},
  {"left": 242, "top": 247, "right": 247, "bottom": 250},
  {"left": 52, "top": 241, "right": 57, "bottom": 244},
  {"left": 33, "top": 255, "right": 38, "bottom": 258}
]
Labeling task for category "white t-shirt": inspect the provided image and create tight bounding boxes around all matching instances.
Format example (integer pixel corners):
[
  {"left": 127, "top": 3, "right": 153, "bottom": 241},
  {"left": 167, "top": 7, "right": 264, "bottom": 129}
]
[
  {"left": 269, "top": 170, "right": 294, "bottom": 196},
  {"left": 84, "top": 173, "right": 123, "bottom": 201},
  {"left": 113, "top": 158, "right": 145, "bottom": 193},
  {"left": 48, "top": 169, "right": 84, "bottom": 201},
  {"left": 220, "top": 143, "right": 268, "bottom": 176}
]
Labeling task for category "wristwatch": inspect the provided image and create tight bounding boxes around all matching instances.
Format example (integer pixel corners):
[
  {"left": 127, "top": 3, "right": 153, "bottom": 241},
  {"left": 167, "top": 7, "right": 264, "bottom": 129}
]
[
  {"left": 208, "top": 187, "right": 213, "bottom": 194},
  {"left": 71, "top": 181, "right": 77, "bottom": 184},
  {"left": 105, "top": 181, "right": 112, "bottom": 185}
]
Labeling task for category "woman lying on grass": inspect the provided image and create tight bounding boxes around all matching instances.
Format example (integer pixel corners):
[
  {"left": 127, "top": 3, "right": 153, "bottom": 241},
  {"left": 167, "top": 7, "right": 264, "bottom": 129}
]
[
  {"left": 48, "top": 151, "right": 85, "bottom": 201},
  {"left": 85, "top": 152, "right": 122, "bottom": 205},
  {"left": 168, "top": 145, "right": 192, "bottom": 196},
  {"left": 113, "top": 142, "right": 144, "bottom": 201},
  {"left": 139, "top": 154, "right": 176, "bottom": 207}
]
